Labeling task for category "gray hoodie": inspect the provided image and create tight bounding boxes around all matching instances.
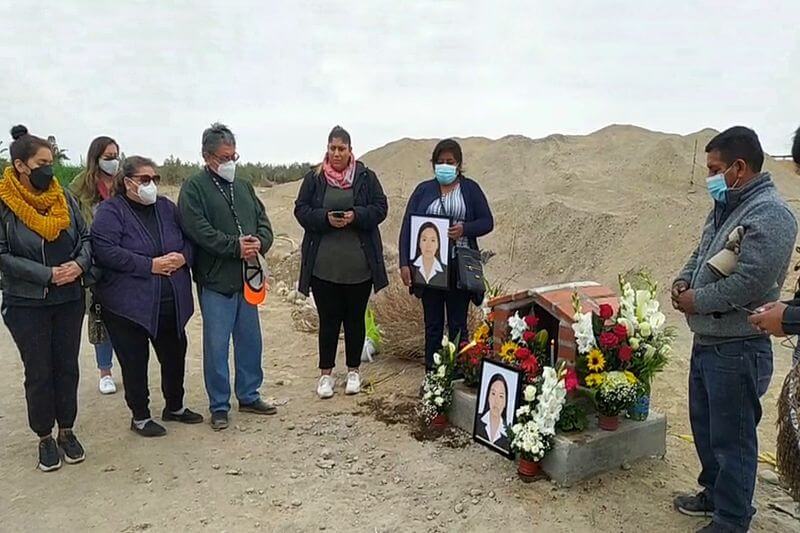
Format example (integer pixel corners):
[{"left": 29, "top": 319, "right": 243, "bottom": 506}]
[{"left": 675, "top": 172, "right": 797, "bottom": 345}]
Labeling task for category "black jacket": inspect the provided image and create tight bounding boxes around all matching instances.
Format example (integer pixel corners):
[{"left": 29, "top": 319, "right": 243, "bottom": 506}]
[
  {"left": 0, "top": 191, "right": 93, "bottom": 301},
  {"left": 294, "top": 163, "right": 389, "bottom": 296}
]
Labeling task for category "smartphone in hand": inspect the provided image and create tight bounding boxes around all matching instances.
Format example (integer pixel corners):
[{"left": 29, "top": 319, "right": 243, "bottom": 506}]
[{"left": 729, "top": 302, "right": 756, "bottom": 315}]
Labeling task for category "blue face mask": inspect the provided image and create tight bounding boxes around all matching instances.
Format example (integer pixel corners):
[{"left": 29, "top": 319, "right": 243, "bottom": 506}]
[
  {"left": 434, "top": 164, "right": 458, "bottom": 185},
  {"left": 706, "top": 163, "right": 736, "bottom": 203}
]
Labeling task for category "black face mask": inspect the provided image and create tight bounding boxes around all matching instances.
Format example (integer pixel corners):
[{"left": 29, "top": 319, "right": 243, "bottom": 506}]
[{"left": 28, "top": 165, "right": 55, "bottom": 191}]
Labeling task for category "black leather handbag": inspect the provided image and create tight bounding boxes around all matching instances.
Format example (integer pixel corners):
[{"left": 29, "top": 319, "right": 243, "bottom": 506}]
[{"left": 454, "top": 246, "right": 485, "bottom": 295}]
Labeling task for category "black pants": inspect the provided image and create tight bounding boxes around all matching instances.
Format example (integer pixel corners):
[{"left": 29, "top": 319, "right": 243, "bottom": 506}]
[
  {"left": 103, "top": 305, "right": 187, "bottom": 420},
  {"left": 421, "top": 288, "right": 471, "bottom": 371},
  {"left": 3, "top": 299, "right": 84, "bottom": 437},
  {"left": 311, "top": 277, "right": 372, "bottom": 370}
]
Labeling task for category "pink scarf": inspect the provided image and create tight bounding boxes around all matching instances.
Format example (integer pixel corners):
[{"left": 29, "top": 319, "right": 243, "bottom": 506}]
[{"left": 322, "top": 153, "right": 356, "bottom": 189}]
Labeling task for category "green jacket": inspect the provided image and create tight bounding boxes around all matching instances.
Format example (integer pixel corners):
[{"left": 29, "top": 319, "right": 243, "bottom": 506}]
[
  {"left": 69, "top": 170, "right": 102, "bottom": 227},
  {"left": 178, "top": 168, "right": 274, "bottom": 295}
]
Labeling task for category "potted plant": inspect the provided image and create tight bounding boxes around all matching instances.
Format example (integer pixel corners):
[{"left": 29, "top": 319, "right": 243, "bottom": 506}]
[
  {"left": 421, "top": 336, "right": 458, "bottom": 427},
  {"left": 594, "top": 371, "right": 638, "bottom": 431},
  {"left": 509, "top": 367, "right": 567, "bottom": 481}
]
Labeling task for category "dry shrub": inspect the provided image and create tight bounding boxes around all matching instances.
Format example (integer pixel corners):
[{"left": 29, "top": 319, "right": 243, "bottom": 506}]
[
  {"left": 372, "top": 275, "right": 483, "bottom": 360},
  {"left": 291, "top": 304, "right": 318, "bottom": 333}
]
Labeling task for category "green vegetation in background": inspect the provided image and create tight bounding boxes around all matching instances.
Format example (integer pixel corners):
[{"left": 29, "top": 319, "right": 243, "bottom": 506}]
[{"left": 0, "top": 155, "right": 313, "bottom": 188}]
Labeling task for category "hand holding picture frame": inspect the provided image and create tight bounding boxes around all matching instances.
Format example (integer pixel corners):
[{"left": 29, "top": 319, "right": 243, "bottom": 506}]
[
  {"left": 473, "top": 359, "right": 522, "bottom": 459},
  {"left": 409, "top": 214, "right": 451, "bottom": 290}
]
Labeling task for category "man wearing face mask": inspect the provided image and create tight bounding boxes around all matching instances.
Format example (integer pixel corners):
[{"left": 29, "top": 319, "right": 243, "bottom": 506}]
[
  {"left": 178, "top": 123, "right": 275, "bottom": 431},
  {"left": 92, "top": 156, "right": 203, "bottom": 437},
  {"left": 671, "top": 126, "right": 797, "bottom": 533}
]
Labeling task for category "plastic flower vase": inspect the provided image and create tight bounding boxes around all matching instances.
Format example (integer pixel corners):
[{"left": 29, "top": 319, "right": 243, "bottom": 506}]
[
  {"left": 517, "top": 457, "right": 541, "bottom": 482},
  {"left": 598, "top": 413, "right": 620, "bottom": 431},
  {"left": 431, "top": 413, "right": 448, "bottom": 429},
  {"left": 627, "top": 394, "right": 650, "bottom": 421}
]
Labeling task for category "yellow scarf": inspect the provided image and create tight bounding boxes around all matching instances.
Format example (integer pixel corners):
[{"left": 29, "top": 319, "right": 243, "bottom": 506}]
[{"left": 0, "top": 166, "right": 71, "bottom": 241}]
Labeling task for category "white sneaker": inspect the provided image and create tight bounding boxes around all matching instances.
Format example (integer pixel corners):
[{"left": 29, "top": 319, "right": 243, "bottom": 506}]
[
  {"left": 99, "top": 375, "right": 117, "bottom": 395},
  {"left": 317, "top": 375, "right": 335, "bottom": 399},
  {"left": 345, "top": 371, "right": 361, "bottom": 395}
]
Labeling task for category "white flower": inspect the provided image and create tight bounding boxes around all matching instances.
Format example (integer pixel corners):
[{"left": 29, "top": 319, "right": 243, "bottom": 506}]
[
  {"left": 516, "top": 405, "right": 530, "bottom": 417},
  {"left": 441, "top": 335, "right": 449, "bottom": 348},
  {"left": 629, "top": 337, "right": 641, "bottom": 350},
  {"left": 437, "top": 365, "right": 446, "bottom": 378},
  {"left": 572, "top": 312, "right": 596, "bottom": 354},
  {"left": 638, "top": 322, "right": 652, "bottom": 339},
  {"left": 508, "top": 312, "right": 528, "bottom": 342},
  {"left": 433, "top": 352, "right": 441, "bottom": 366},
  {"left": 644, "top": 344, "right": 656, "bottom": 359},
  {"left": 434, "top": 396, "right": 444, "bottom": 406},
  {"left": 648, "top": 312, "right": 666, "bottom": 333},
  {"left": 658, "top": 344, "right": 671, "bottom": 356},
  {"left": 523, "top": 385, "right": 537, "bottom": 402}
]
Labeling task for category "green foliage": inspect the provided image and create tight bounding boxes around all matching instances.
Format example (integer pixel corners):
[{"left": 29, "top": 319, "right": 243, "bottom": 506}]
[
  {"left": 556, "top": 402, "right": 588, "bottom": 433},
  {"left": 54, "top": 162, "right": 83, "bottom": 187},
  {"left": 365, "top": 307, "right": 382, "bottom": 349},
  {"left": 159, "top": 155, "right": 313, "bottom": 186}
]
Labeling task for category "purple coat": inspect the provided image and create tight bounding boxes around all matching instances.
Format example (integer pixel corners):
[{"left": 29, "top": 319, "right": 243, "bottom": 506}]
[{"left": 91, "top": 195, "right": 194, "bottom": 337}]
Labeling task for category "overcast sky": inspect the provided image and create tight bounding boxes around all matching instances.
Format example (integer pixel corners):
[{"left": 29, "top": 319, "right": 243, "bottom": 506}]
[{"left": 1, "top": 0, "right": 798, "bottom": 164}]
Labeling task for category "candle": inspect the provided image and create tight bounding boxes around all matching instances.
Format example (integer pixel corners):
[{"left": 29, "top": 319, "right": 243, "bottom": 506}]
[{"left": 550, "top": 339, "right": 555, "bottom": 367}]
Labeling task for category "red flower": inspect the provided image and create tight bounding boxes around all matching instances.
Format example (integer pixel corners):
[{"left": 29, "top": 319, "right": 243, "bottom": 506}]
[
  {"left": 524, "top": 315, "right": 539, "bottom": 329},
  {"left": 565, "top": 368, "right": 579, "bottom": 392},
  {"left": 598, "top": 304, "right": 614, "bottom": 321},
  {"left": 613, "top": 324, "right": 629, "bottom": 341},
  {"left": 599, "top": 332, "right": 619, "bottom": 349},
  {"left": 522, "top": 331, "right": 536, "bottom": 344},
  {"left": 618, "top": 345, "right": 633, "bottom": 362},
  {"left": 521, "top": 356, "right": 540, "bottom": 376},
  {"left": 515, "top": 347, "right": 532, "bottom": 361},
  {"left": 470, "top": 356, "right": 479, "bottom": 366}
]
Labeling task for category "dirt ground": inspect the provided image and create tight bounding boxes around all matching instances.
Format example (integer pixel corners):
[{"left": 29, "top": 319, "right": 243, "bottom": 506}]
[{"left": 1, "top": 296, "right": 798, "bottom": 533}]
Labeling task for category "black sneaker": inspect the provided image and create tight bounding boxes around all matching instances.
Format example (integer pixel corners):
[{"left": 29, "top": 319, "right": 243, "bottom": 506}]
[
  {"left": 210, "top": 411, "right": 229, "bottom": 431},
  {"left": 130, "top": 419, "right": 167, "bottom": 437},
  {"left": 674, "top": 491, "right": 714, "bottom": 518},
  {"left": 239, "top": 399, "right": 277, "bottom": 416},
  {"left": 162, "top": 408, "right": 204, "bottom": 424},
  {"left": 38, "top": 437, "right": 62, "bottom": 472},
  {"left": 57, "top": 432, "right": 85, "bottom": 464}
]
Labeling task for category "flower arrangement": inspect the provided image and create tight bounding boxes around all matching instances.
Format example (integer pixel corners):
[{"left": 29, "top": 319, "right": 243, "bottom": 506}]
[
  {"left": 508, "top": 366, "right": 568, "bottom": 462},
  {"left": 421, "top": 337, "right": 458, "bottom": 423},
  {"left": 457, "top": 321, "right": 492, "bottom": 388},
  {"left": 571, "top": 273, "right": 674, "bottom": 396},
  {"left": 594, "top": 371, "right": 639, "bottom": 417},
  {"left": 497, "top": 312, "right": 549, "bottom": 382}
]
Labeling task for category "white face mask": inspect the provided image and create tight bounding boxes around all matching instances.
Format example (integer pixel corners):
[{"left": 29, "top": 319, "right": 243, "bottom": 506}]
[
  {"left": 136, "top": 181, "right": 158, "bottom": 205},
  {"left": 216, "top": 160, "right": 236, "bottom": 182},
  {"left": 98, "top": 158, "right": 119, "bottom": 176}
]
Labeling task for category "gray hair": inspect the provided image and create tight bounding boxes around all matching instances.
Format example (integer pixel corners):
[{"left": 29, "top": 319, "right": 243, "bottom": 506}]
[{"left": 202, "top": 122, "right": 236, "bottom": 157}]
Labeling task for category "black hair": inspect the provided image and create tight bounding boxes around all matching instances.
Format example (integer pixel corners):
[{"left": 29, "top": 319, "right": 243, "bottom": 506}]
[
  {"left": 328, "top": 125, "right": 351, "bottom": 146},
  {"left": 482, "top": 373, "right": 508, "bottom": 420},
  {"left": 202, "top": 122, "right": 236, "bottom": 157},
  {"left": 705, "top": 126, "right": 764, "bottom": 173},
  {"left": 114, "top": 155, "right": 157, "bottom": 196},
  {"left": 431, "top": 138, "right": 463, "bottom": 170},
  {"left": 414, "top": 222, "right": 442, "bottom": 263},
  {"left": 792, "top": 126, "right": 799, "bottom": 167},
  {"left": 9, "top": 125, "right": 52, "bottom": 167}
]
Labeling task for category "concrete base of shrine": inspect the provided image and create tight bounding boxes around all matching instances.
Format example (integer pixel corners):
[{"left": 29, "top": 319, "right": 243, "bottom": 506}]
[{"left": 450, "top": 381, "right": 667, "bottom": 487}]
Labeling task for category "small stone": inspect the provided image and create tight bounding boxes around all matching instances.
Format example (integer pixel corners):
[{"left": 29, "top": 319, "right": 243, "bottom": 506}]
[
  {"left": 488, "top": 491, "right": 495, "bottom": 499},
  {"left": 621, "top": 462, "right": 632, "bottom": 471},
  {"left": 454, "top": 503, "right": 464, "bottom": 514},
  {"left": 470, "top": 489, "right": 483, "bottom": 497},
  {"left": 758, "top": 469, "right": 781, "bottom": 486},
  {"left": 426, "top": 515, "right": 434, "bottom": 521},
  {"left": 245, "top": 487, "right": 256, "bottom": 494},
  {"left": 226, "top": 469, "right": 242, "bottom": 476},
  {"left": 393, "top": 477, "right": 401, "bottom": 484},
  {"left": 134, "top": 467, "right": 141, "bottom": 473},
  {"left": 102, "top": 465, "right": 116, "bottom": 472},
  {"left": 287, "top": 423, "right": 296, "bottom": 431},
  {"left": 212, "top": 464, "right": 221, "bottom": 470},
  {"left": 258, "top": 490, "right": 265, "bottom": 495},
  {"left": 345, "top": 420, "right": 355, "bottom": 428},
  {"left": 145, "top": 476, "right": 152, "bottom": 484},
  {"left": 316, "top": 460, "right": 336, "bottom": 470},
  {"left": 321, "top": 449, "right": 333, "bottom": 460},
  {"left": 471, "top": 498, "right": 480, "bottom": 505},
  {"left": 276, "top": 380, "right": 285, "bottom": 386},
  {"left": 290, "top": 472, "right": 299, "bottom": 479},
  {"left": 292, "top": 500, "right": 303, "bottom": 508}
]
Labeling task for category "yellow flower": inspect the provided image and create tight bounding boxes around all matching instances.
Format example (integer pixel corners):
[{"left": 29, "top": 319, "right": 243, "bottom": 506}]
[
  {"left": 499, "top": 341, "right": 518, "bottom": 363},
  {"left": 587, "top": 349, "right": 606, "bottom": 372},
  {"left": 585, "top": 373, "right": 604, "bottom": 388},
  {"left": 624, "top": 371, "right": 638, "bottom": 385},
  {"left": 473, "top": 323, "right": 491, "bottom": 343}
]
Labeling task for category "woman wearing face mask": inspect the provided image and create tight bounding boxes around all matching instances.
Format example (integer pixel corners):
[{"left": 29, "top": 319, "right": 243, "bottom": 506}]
[
  {"left": 70, "top": 136, "right": 120, "bottom": 395},
  {"left": 91, "top": 156, "right": 203, "bottom": 437},
  {"left": 399, "top": 139, "right": 494, "bottom": 372},
  {"left": 0, "top": 125, "right": 92, "bottom": 472},
  {"left": 295, "top": 126, "right": 389, "bottom": 399}
]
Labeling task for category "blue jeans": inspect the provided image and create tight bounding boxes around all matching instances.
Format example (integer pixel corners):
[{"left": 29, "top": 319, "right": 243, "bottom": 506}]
[
  {"left": 199, "top": 288, "right": 263, "bottom": 413},
  {"left": 689, "top": 337, "right": 773, "bottom": 532},
  {"left": 95, "top": 339, "right": 114, "bottom": 371}
]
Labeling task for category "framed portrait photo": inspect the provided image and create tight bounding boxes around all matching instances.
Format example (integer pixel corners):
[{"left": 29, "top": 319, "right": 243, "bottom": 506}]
[
  {"left": 472, "top": 359, "right": 522, "bottom": 460},
  {"left": 409, "top": 214, "right": 450, "bottom": 290}
]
